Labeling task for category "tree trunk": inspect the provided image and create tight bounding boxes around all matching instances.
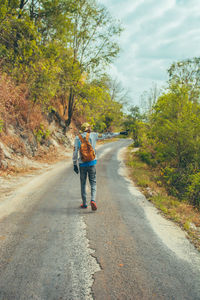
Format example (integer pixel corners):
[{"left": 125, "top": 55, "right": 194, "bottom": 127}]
[
  {"left": 65, "top": 88, "right": 74, "bottom": 127},
  {"left": 30, "top": 0, "right": 35, "bottom": 20},
  {"left": 14, "top": 0, "right": 27, "bottom": 52},
  {"left": 62, "top": 94, "right": 68, "bottom": 117},
  {"left": 18, "top": 0, "right": 26, "bottom": 19}
]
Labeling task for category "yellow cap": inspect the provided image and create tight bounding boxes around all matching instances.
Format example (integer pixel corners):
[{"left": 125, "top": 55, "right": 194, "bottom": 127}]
[{"left": 81, "top": 122, "right": 90, "bottom": 132}]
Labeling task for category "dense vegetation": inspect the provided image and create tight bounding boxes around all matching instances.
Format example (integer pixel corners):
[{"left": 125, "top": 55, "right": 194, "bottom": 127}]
[
  {"left": 125, "top": 58, "right": 200, "bottom": 208},
  {"left": 0, "top": 0, "right": 125, "bottom": 135}
]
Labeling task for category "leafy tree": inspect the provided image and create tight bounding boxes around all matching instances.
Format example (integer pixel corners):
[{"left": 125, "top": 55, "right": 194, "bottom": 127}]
[
  {"left": 64, "top": 0, "right": 122, "bottom": 126},
  {"left": 0, "top": 0, "right": 124, "bottom": 133},
  {"left": 28, "top": 0, "right": 73, "bottom": 42},
  {"left": 130, "top": 57, "right": 200, "bottom": 207},
  {"left": 123, "top": 106, "right": 144, "bottom": 146},
  {"left": 0, "top": 0, "right": 73, "bottom": 108},
  {"left": 75, "top": 76, "right": 123, "bottom": 132},
  {"left": 187, "top": 172, "right": 200, "bottom": 207},
  {"left": 107, "top": 76, "right": 129, "bottom": 105},
  {"left": 150, "top": 86, "right": 200, "bottom": 165},
  {"left": 140, "top": 83, "right": 162, "bottom": 115},
  {"left": 168, "top": 57, "right": 200, "bottom": 102},
  {"left": 148, "top": 85, "right": 200, "bottom": 198}
]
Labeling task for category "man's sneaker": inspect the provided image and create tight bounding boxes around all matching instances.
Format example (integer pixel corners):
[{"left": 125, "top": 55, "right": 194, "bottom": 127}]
[
  {"left": 80, "top": 204, "right": 88, "bottom": 208},
  {"left": 91, "top": 201, "right": 97, "bottom": 211}
]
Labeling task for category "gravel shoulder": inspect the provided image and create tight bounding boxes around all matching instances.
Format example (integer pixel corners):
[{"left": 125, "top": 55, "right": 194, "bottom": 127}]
[{"left": 0, "top": 154, "right": 71, "bottom": 220}]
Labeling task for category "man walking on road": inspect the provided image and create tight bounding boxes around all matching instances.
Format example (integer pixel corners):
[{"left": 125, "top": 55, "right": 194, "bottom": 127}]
[{"left": 73, "top": 122, "right": 128, "bottom": 211}]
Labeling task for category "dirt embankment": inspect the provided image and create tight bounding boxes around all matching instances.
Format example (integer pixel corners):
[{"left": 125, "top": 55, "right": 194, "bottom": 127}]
[
  {"left": 0, "top": 120, "right": 76, "bottom": 170},
  {"left": 0, "top": 119, "right": 77, "bottom": 202}
]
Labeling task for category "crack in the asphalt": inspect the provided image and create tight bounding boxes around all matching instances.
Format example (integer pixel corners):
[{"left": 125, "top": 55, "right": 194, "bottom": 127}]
[{"left": 81, "top": 216, "right": 101, "bottom": 300}]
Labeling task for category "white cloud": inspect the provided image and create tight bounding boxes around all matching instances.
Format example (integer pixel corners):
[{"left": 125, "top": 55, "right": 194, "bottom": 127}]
[{"left": 98, "top": 0, "right": 200, "bottom": 106}]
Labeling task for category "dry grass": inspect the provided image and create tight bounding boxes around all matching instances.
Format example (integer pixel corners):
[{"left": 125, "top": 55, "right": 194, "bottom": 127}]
[
  {"left": 97, "top": 137, "right": 120, "bottom": 145},
  {"left": 1, "top": 134, "right": 27, "bottom": 155},
  {"left": 0, "top": 166, "right": 39, "bottom": 177},
  {"left": 0, "top": 146, "right": 70, "bottom": 177},
  {"left": 126, "top": 147, "right": 200, "bottom": 251},
  {"left": 0, "top": 72, "right": 48, "bottom": 134},
  {"left": 33, "top": 145, "right": 70, "bottom": 163},
  {"left": 0, "top": 74, "right": 29, "bottom": 130}
]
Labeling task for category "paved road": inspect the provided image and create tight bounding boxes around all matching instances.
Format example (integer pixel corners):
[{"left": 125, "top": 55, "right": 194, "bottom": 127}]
[{"left": 0, "top": 139, "right": 200, "bottom": 300}]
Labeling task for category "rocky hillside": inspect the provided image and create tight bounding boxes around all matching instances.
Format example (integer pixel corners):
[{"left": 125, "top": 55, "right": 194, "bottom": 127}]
[
  {"left": 0, "top": 120, "right": 75, "bottom": 175},
  {"left": 0, "top": 72, "right": 78, "bottom": 175}
]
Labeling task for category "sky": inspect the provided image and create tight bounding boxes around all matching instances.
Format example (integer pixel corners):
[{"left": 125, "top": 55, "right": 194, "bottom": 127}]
[{"left": 98, "top": 0, "right": 200, "bottom": 107}]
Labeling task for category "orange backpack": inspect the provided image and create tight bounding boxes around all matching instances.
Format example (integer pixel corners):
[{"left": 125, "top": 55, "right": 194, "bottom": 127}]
[{"left": 78, "top": 132, "right": 96, "bottom": 162}]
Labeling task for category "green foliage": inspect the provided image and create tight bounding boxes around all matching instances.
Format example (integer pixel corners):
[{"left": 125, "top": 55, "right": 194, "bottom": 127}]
[
  {"left": 34, "top": 124, "right": 50, "bottom": 143},
  {"left": 147, "top": 85, "right": 200, "bottom": 204},
  {"left": 75, "top": 76, "right": 124, "bottom": 132},
  {"left": 62, "top": 0, "right": 123, "bottom": 125},
  {"left": 183, "top": 221, "right": 191, "bottom": 231},
  {"left": 137, "top": 57, "right": 200, "bottom": 208},
  {"left": 161, "top": 167, "right": 190, "bottom": 197},
  {"left": 123, "top": 106, "right": 145, "bottom": 146},
  {"left": 187, "top": 172, "right": 200, "bottom": 207},
  {"left": 138, "top": 150, "right": 153, "bottom": 166},
  {"left": 139, "top": 60, "right": 200, "bottom": 206},
  {"left": 0, "top": 0, "right": 123, "bottom": 128},
  {"left": 150, "top": 86, "right": 200, "bottom": 169},
  {"left": 0, "top": 119, "right": 4, "bottom": 132},
  {"left": 69, "top": 0, "right": 122, "bottom": 72},
  {"left": 168, "top": 57, "right": 200, "bottom": 102}
]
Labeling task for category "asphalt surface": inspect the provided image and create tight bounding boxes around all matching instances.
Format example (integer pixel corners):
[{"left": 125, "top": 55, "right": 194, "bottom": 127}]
[{"left": 0, "top": 139, "right": 200, "bottom": 300}]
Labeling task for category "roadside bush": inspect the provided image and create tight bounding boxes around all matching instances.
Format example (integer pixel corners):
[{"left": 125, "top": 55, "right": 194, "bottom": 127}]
[
  {"left": 34, "top": 124, "right": 51, "bottom": 143},
  {"left": 138, "top": 149, "right": 157, "bottom": 167},
  {"left": 161, "top": 167, "right": 190, "bottom": 198},
  {"left": 187, "top": 172, "right": 200, "bottom": 208},
  {"left": 138, "top": 150, "right": 152, "bottom": 165},
  {"left": 0, "top": 120, "right": 4, "bottom": 133},
  {"left": 139, "top": 83, "right": 200, "bottom": 208}
]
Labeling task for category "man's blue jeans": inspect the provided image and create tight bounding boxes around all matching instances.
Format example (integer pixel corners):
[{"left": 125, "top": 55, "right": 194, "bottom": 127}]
[{"left": 80, "top": 165, "right": 96, "bottom": 206}]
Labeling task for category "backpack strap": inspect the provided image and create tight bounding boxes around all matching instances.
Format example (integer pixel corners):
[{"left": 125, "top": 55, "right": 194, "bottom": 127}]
[
  {"left": 79, "top": 132, "right": 90, "bottom": 143},
  {"left": 78, "top": 134, "right": 84, "bottom": 143},
  {"left": 86, "top": 132, "right": 90, "bottom": 141}
]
